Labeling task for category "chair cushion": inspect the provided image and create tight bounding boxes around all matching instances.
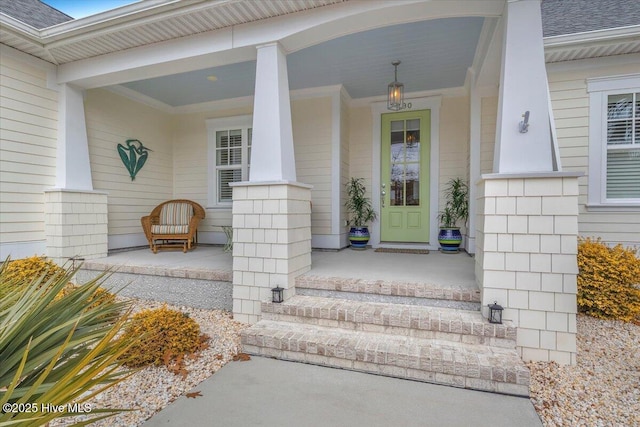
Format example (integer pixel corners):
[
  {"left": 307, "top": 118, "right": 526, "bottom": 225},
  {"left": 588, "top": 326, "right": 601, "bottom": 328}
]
[
  {"left": 151, "top": 224, "right": 189, "bottom": 234},
  {"left": 159, "top": 202, "right": 192, "bottom": 226}
]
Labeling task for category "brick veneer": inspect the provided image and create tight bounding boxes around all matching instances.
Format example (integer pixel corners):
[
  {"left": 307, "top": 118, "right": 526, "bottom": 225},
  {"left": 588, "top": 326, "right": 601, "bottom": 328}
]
[
  {"left": 44, "top": 189, "right": 108, "bottom": 265},
  {"left": 231, "top": 181, "right": 312, "bottom": 324},
  {"left": 476, "top": 173, "right": 581, "bottom": 365}
]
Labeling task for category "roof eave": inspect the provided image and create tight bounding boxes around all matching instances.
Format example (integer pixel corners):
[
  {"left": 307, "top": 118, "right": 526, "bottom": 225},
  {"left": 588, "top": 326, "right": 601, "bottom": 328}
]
[{"left": 544, "top": 25, "right": 640, "bottom": 48}]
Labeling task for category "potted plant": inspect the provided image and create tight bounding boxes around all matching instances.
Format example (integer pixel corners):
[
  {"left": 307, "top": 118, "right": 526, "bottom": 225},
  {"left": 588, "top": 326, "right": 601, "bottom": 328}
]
[
  {"left": 345, "top": 177, "right": 377, "bottom": 250},
  {"left": 437, "top": 177, "right": 469, "bottom": 253}
]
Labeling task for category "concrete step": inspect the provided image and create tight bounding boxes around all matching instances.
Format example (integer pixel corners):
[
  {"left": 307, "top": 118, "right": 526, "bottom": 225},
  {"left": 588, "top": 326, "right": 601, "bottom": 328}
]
[
  {"left": 242, "top": 320, "right": 530, "bottom": 396},
  {"left": 296, "top": 275, "right": 481, "bottom": 310},
  {"left": 261, "top": 295, "right": 515, "bottom": 348}
]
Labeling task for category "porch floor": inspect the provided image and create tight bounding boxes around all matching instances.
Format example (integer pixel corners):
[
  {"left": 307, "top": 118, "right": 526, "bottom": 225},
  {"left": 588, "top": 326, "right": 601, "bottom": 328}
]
[{"left": 82, "top": 246, "right": 476, "bottom": 291}]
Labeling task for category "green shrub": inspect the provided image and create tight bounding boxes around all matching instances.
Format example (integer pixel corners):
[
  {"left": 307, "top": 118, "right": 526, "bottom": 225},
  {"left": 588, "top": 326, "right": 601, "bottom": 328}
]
[
  {"left": 577, "top": 238, "right": 640, "bottom": 322},
  {"left": 119, "top": 306, "right": 208, "bottom": 370},
  {"left": 0, "top": 259, "right": 135, "bottom": 426}
]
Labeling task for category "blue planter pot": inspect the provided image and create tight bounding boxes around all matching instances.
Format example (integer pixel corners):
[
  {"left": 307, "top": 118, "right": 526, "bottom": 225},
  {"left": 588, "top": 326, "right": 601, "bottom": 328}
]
[
  {"left": 438, "top": 227, "right": 462, "bottom": 253},
  {"left": 349, "top": 226, "right": 370, "bottom": 250}
]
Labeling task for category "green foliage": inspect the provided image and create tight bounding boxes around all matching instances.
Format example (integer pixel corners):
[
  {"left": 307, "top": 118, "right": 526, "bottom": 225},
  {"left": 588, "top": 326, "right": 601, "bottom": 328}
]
[
  {"left": 577, "top": 238, "right": 640, "bottom": 322},
  {"left": 0, "top": 259, "right": 135, "bottom": 426},
  {"left": 345, "top": 177, "right": 377, "bottom": 227},
  {"left": 438, "top": 177, "right": 469, "bottom": 228},
  {"left": 119, "top": 306, "right": 208, "bottom": 370}
]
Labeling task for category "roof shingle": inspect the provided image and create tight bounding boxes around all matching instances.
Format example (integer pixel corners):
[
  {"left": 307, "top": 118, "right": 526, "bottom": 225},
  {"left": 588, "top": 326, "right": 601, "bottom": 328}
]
[
  {"left": 0, "top": 0, "right": 72, "bottom": 29},
  {"left": 542, "top": 0, "right": 640, "bottom": 37}
]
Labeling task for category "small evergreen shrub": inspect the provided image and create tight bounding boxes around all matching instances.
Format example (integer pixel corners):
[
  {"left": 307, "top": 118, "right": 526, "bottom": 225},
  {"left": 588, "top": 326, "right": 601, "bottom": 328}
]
[
  {"left": 577, "top": 238, "right": 640, "bottom": 322},
  {"left": 119, "top": 306, "right": 208, "bottom": 369}
]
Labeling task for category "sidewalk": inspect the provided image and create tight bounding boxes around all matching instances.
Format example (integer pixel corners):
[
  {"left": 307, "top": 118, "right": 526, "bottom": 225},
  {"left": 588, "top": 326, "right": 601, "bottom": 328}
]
[{"left": 144, "top": 356, "right": 542, "bottom": 427}]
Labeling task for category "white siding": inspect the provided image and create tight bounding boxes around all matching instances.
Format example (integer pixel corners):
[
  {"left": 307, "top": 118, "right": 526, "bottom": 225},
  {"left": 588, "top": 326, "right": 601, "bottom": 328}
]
[
  {"left": 84, "top": 89, "right": 173, "bottom": 244},
  {"left": 548, "top": 61, "right": 640, "bottom": 247},
  {"left": 0, "top": 55, "right": 57, "bottom": 250},
  {"left": 348, "top": 106, "right": 374, "bottom": 193},
  {"left": 172, "top": 97, "right": 334, "bottom": 238},
  {"left": 172, "top": 106, "right": 251, "bottom": 233},
  {"left": 439, "top": 96, "right": 470, "bottom": 213},
  {"left": 340, "top": 95, "right": 350, "bottom": 243},
  {"left": 480, "top": 96, "right": 498, "bottom": 175},
  {"left": 292, "top": 97, "right": 333, "bottom": 235}
]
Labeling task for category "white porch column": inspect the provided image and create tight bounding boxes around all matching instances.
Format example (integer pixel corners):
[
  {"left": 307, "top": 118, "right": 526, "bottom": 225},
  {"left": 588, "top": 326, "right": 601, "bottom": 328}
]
[
  {"left": 46, "top": 83, "right": 107, "bottom": 264},
  {"left": 250, "top": 42, "right": 296, "bottom": 182},
  {"left": 466, "top": 76, "right": 482, "bottom": 254},
  {"left": 494, "top": 0, "right": 556, "bottom": 173},
  {"left": 57, "top": 83, "right": 93, "bottom": 190},
  {"left": 231, "top": 42, "right": 311, "bottom": 324},
  {"left": 476, "top": 1, "right": 579, "bottom": 365}
]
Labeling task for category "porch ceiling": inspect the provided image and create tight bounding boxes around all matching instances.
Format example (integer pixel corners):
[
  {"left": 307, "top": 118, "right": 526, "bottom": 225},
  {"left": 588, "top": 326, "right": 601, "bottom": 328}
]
[{"left": 118, "top": 17, "right": 485, "bottom": 107}]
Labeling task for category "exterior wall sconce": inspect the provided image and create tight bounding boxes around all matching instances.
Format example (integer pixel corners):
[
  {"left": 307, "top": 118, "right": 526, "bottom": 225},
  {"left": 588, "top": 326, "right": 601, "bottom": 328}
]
[
  {"left": 519, "top": 111, "right": 530, "bottom": 133},
  {"left": 388, "top": 60, "right": 411, "bottom": 111},
  {"left": 488, "top": 301, "right": 504, "bottom": 324},
  {"left": 271, "top": 286, "right": 284, "bottom": 303}
]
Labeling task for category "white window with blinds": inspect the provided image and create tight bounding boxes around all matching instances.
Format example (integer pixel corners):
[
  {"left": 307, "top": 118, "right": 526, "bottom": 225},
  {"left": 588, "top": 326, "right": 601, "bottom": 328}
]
[
  {"left": 207, "top": 115, "right": 252, "bottom": 207},
  {"left": 587, "top": 75, "right": 640, "bottom": 208}
]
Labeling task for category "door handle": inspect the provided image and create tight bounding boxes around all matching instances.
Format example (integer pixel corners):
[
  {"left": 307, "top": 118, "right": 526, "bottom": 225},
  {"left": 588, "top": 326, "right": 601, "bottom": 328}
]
[{"left": 381, "top": 189, "right": 386, "bottom": 208}]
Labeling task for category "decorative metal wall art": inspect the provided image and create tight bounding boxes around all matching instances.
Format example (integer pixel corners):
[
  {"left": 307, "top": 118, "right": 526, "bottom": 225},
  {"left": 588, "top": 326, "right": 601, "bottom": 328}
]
[{"left": 117, "top": 139, "right": 151, "bottom": 181}]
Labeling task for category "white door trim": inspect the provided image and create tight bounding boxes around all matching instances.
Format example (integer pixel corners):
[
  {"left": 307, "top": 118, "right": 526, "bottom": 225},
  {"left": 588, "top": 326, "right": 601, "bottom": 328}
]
[{"left": 371, "top": 96, "right": 441, "bottom": 249}]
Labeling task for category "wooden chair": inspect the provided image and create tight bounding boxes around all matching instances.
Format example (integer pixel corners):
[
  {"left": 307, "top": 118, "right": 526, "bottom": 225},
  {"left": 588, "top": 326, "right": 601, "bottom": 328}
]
[{"left": 141, "top": 199, "right": 205, "bottom": 253}]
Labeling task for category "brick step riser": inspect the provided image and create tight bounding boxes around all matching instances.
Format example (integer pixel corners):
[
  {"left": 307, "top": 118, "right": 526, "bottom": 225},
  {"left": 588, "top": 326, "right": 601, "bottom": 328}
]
[
  {"left": 261, "top": 312, "right": 516, "bottom": 349},
  {"left": 296, "top": 288, "right": 481, "bottom": 311},
  {"left": 296, "top": 277, "right": 481, "bottom": 303},
  {"left": 241, "top": 341, "right": 529, "bottom": 396}
]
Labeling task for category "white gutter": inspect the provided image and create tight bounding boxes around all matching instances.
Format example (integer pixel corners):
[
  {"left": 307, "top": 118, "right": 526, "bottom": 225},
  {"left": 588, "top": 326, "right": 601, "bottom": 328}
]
[{"left": 544, "top": 24, "right": 640, "bottom": 47}]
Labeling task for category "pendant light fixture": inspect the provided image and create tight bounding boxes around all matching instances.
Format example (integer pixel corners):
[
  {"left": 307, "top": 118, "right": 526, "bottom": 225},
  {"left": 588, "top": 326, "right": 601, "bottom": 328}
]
[{"left": 387, "top": 60, "right": 408, "bottom": 111}]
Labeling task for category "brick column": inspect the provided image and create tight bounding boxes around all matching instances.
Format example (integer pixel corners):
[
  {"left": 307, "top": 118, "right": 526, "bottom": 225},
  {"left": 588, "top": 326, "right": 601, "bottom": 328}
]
[
  {"left": 476, "top": 173, "right": 581, "bottom": 365},
  {"left": 45, "top": 189, "right": 108, "bottom": 265},
  {"left": 230, "top": 181, "right": 312, "bottom": 324}
]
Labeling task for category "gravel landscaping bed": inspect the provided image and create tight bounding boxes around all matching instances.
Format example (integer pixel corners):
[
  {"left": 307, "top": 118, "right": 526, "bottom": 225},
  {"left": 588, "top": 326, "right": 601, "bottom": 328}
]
[
  {"left": 50, "top": 298, "right": 247, "bottom": 427},
  {"left": 49, "top": 302, "right": 638, "bottom": 426},
  {"left": 528, "top": 315, "right": 640, "bottom": 427}
]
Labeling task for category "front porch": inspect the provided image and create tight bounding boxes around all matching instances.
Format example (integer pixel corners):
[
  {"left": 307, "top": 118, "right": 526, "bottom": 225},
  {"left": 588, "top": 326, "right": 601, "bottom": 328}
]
[{"left": 78, "top": 246, "right": 477, "bottom": 311}]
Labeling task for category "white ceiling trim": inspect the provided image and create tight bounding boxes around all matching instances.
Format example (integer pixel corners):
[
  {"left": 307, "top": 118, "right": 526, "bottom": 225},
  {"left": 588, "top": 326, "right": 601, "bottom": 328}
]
[{"left": 109, "top": 83, "right": 350, "bottom": 115}]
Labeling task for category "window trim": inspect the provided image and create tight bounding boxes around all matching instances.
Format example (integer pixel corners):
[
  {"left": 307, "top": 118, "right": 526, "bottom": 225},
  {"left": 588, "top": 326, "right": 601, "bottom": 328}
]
[
  {"left": 206, "top": 115, "right": 252, "bottom": 208},
  {"left": 586, "top": 74, "right": 640, "bottom": 207}
]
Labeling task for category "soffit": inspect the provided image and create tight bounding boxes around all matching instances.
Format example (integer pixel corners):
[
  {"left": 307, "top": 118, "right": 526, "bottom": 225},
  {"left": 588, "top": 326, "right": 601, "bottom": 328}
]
[
  {"left": 544, "top": 27, "right": 640, "bottom": 63},
  {"left": 0, "top": 0, "right": 347, "bottom": 65}
]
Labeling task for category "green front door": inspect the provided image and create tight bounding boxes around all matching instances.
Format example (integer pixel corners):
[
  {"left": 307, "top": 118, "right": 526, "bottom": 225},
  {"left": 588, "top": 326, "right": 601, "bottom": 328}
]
[{"left": 380, "top": 110, "right": 430, "bottom": 242}]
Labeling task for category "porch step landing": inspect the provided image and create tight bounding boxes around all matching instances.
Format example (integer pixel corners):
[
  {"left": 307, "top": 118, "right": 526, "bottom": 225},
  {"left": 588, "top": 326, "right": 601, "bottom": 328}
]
[
  {"left": 295, "top": 275, "right": 481, "bottom": 311},
  {"left": 241, "top": 293, "right": 530, "bottom": 396}
]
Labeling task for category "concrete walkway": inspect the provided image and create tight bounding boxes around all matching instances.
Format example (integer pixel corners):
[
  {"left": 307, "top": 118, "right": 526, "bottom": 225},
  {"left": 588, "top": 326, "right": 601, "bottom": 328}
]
[{"left": 144, "top": 357, "right": 542, "bottom": 427}]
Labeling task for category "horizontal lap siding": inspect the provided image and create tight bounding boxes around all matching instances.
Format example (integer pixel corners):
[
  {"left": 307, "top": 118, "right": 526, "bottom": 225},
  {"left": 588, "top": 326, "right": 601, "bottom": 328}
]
[
  {"left": 440, "top": 96, "right": 470, "bottom": 215},
  {"left": 340, "top": 97, "right": 350, "bottom": 239},
  {"left": 347, "top": 106, "right": 373, "bottom": 201},
  {"left": 0, "top": 57, "right": 57, "bottom": 246},
  {"left": 84, "top": 89, "right": 173, "bottom": 239},
  {"left": 293, "top": 97, "right": 333, "bottom": 235},
  {"left": 480, "top": 97, "right": 498, "bottom": 175},
  {"left": 173, "top": 106, "right": 251, "bottom": 232},
  {"left": 548, "top": 61, "right": 640, "bottom": 248}
]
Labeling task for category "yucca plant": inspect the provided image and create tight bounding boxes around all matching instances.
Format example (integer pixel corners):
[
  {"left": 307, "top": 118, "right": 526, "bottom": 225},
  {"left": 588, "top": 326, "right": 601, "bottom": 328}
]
[{"left": 0, "top": 259, "right": 135, "bottom": 426}]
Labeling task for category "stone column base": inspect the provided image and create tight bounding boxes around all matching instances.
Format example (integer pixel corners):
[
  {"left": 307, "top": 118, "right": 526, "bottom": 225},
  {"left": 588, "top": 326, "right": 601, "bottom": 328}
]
[
  {"left": 476, "top": 173, "right": 581, "bottom": 365},
  {"left": 44, "top": 189, "right": 108, "bottom": 265},
  {"left": 230, "top": 181, "right": 312, "bottom": 324}
]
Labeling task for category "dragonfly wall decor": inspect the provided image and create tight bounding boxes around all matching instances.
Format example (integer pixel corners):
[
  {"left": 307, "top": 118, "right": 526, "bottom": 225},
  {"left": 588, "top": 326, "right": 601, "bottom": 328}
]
[{"left": 117, "top": 139, "right": 152, "bottom": 181}]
